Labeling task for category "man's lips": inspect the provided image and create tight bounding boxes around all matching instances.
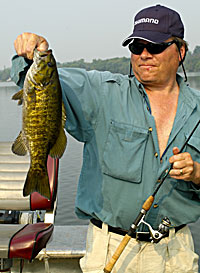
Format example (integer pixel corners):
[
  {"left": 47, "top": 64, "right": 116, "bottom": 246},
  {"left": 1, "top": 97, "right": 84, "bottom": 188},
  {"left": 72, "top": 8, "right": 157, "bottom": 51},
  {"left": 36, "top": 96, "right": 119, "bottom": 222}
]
[
  {"left": 139, "top": 64, "right": 157, "bottom": 71},
  {"left": 139, "top": 64, "right": 155, "bottom": 68}
]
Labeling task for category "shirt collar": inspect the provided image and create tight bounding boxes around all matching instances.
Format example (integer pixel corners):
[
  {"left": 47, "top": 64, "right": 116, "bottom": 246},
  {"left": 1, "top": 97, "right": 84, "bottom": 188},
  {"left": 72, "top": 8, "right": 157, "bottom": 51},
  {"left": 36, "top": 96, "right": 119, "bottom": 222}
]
[
  {"left": 133, "top": 73, "right": 197, "bottom": 110},
  {"left": 176, "top": 74, "right": 197, "bottom": 110}
]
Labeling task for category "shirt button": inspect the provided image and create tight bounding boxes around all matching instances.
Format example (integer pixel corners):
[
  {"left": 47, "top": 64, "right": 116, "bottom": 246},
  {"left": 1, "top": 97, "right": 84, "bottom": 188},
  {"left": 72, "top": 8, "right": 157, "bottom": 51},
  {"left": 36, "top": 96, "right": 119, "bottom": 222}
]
[
  {"left": 149, "top": 127, "right": 153, "bottom": 132},
  {"left": 154, "top": 152, "right": 158, "bottom": 158},
  {"left": 157, "top": 179, "right": 161, "bottom": 183}
]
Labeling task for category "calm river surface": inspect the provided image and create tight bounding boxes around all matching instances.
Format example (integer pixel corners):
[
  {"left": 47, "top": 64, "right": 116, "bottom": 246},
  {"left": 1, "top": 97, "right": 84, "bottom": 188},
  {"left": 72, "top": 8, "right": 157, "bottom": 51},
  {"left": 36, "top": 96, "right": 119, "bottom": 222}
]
[{"left": 0, "top": 74, "right": 200, "bottom": 268}]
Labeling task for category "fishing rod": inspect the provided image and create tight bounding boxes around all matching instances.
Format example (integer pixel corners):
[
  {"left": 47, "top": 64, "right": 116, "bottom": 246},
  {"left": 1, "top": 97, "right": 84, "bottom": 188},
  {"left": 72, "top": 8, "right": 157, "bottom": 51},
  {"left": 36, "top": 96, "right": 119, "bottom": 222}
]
[{"left": 104, "top": 119, "right": 200, "bottom": 273}]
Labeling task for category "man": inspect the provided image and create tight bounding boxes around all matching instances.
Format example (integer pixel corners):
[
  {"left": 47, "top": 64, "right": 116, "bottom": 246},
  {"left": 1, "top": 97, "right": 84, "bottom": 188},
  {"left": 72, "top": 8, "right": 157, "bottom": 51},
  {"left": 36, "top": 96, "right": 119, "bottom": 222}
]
[{"left": 11, "top": 4, "right": 200, "bottom": 273}]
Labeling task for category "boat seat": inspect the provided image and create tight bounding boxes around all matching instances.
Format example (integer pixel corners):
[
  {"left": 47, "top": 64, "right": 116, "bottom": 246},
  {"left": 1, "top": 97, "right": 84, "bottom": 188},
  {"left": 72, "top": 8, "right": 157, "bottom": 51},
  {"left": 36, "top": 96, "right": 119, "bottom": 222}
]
[
  {"left": 0, "top": 223, "right": 53, "bottom": 260},
  {"left": 0, "top": 142, "right": 59, "bottom": 271}
]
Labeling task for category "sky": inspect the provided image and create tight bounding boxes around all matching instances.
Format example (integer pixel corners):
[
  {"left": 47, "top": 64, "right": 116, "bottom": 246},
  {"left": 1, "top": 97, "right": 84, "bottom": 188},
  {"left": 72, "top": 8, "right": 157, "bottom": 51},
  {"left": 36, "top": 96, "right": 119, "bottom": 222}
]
[{"left": 1, "top": 0, "right": 200, "bottom": 70}]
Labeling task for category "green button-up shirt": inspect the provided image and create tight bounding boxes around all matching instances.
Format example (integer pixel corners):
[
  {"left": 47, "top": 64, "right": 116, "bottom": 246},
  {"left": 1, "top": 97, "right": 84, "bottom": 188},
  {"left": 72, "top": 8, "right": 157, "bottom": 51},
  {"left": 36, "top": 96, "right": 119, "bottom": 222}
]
[{"left": 11, "top": 56, "right": 200, "bottom": 230}]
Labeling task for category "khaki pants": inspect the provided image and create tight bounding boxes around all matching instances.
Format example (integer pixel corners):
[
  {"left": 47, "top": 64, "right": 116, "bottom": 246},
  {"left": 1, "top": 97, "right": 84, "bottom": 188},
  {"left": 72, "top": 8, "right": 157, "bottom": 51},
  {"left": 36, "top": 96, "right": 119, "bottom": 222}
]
[{"left": 80, "top": 222, "right": 199, "bottom": 273}]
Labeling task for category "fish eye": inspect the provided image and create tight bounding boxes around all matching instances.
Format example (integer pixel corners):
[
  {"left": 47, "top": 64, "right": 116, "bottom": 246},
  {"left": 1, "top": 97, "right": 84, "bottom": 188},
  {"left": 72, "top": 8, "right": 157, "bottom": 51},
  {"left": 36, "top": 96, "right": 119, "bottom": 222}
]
[{"left": 47, "top": 62, "right": 53, "bottom": 67}]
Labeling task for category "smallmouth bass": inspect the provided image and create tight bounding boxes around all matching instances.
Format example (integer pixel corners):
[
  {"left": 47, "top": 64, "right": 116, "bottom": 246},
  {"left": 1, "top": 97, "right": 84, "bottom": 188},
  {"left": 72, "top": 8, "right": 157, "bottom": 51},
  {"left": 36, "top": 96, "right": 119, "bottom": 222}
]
[{"left": 12, "top": 49, "right": 67, "bottom": 199}]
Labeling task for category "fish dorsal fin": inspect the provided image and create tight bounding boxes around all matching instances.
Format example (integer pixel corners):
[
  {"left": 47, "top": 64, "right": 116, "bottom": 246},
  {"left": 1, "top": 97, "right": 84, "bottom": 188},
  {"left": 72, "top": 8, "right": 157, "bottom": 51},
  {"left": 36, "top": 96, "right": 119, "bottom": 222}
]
[
  {"left": 12, "top": 131, "right": 28, "bottom": 156},
  {"left": 12, "top": 89, "right": 24, "bottom": 105}
]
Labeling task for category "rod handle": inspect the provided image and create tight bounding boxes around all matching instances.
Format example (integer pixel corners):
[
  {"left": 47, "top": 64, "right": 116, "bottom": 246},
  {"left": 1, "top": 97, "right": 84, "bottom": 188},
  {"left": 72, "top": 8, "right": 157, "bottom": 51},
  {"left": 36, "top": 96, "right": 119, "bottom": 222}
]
[
  {"left": 142, "top": 195, "right": 154, "bottom": 211},
  {"left": 103, "top": 234, "right": 131, "bottom": 273}
]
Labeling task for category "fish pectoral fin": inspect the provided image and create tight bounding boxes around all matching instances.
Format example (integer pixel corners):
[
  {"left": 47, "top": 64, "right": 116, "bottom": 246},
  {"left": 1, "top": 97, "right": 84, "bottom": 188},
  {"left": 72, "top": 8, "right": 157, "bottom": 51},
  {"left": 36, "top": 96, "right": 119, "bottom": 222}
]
[
  {"left": 23, "top": 167, "right": 51, "bottom": 200},
  {"left": 12, "top": 89, "right": 23, "bottom": 105},
  {"left": 49, "top": 127, "right": 67, "bottom": 159},
  {"left": 12, "top": 132, "right": 28, "bottom": 156}
]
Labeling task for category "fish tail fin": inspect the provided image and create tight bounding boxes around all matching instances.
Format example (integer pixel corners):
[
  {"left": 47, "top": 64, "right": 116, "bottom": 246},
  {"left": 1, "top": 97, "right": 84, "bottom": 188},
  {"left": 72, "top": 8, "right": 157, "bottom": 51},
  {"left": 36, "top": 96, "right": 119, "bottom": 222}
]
[{"left": 23, "top": 167, "right": 51, "bottom": 200}]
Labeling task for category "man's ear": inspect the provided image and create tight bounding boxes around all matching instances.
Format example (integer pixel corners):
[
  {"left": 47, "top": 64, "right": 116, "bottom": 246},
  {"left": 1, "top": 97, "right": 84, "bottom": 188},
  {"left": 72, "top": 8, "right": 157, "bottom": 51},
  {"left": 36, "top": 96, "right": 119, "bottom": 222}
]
[{"left": 179, "top": 45, "right": 186, "bottom": 65}]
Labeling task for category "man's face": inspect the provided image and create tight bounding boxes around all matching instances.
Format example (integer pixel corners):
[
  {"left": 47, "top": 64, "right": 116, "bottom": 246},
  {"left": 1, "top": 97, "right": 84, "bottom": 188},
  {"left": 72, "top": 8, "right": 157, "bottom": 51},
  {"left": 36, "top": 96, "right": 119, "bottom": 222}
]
[{"left": 131, "top": 38, "right": 183, "bottom": 88}]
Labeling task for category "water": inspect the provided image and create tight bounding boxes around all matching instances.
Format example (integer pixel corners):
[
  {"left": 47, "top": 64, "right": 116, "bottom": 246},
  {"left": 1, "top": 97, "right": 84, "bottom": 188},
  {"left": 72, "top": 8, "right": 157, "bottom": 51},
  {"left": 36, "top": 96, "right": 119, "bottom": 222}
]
[{"left": 0, "top": 77, "right": 200, "bottom": 269}]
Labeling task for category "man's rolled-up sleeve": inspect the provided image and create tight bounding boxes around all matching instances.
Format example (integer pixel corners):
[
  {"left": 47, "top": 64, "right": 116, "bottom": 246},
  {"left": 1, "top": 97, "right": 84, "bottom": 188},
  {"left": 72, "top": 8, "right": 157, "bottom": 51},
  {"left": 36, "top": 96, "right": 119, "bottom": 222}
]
[
  {"left": 10, "top": 55, "right": 32, "bottom": 88},
  {"left": 58, "top": 67, "right": 102, "bottom": 142}
]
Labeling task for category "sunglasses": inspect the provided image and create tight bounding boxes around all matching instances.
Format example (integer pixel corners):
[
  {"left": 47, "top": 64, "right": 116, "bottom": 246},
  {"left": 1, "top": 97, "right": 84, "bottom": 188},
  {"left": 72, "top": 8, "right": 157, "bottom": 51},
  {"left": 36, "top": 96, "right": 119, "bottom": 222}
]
[{"left": 128, "top": 40, "right": 176, "bottom": 55}]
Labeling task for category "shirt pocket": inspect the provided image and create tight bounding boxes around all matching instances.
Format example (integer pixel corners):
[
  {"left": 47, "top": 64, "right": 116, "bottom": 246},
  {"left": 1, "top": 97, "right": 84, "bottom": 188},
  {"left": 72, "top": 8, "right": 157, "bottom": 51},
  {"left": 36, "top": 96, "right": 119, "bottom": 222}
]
[
  {"left": 185, "top": 134, "right": 200, "bottom": 158},
  {"left": 102, "top": 120, "right": 149, "bottom": 183}
]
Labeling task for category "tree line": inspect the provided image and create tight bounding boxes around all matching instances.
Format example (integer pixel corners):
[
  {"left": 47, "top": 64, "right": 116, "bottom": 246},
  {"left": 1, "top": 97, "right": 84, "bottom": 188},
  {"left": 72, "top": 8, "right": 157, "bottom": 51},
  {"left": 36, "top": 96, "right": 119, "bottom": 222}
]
[{"left": 1, "top": 45, "right": 200, "bottom": 82}]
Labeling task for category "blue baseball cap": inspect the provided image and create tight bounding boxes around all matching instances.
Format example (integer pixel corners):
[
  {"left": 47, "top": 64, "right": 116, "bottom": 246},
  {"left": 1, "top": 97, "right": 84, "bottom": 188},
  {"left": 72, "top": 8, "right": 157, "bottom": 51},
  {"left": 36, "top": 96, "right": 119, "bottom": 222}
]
[{"left": 122, "top": 4, "right": 184, "bottom": 46}]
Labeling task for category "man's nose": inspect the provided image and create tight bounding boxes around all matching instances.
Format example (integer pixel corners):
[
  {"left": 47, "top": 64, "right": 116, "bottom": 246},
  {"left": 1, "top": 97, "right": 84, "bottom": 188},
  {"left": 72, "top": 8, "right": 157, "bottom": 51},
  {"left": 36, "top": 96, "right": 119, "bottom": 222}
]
[{"left": 140, "top": 47, "right": 153, "bottom": 58}]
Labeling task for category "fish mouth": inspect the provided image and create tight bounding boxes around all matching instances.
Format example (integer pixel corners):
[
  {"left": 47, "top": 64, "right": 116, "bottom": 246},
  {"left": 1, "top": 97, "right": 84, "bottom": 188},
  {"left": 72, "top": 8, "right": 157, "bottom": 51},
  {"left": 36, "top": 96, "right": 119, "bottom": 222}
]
[
  {"left": 33, "top": 49, "right": 55, "bottom": 69},
  {"left": 34, "top": 49, "right": 52, "bottom": 58},
  {"left": 40, "top": 49, "right": 52, "bottom": 56}
]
